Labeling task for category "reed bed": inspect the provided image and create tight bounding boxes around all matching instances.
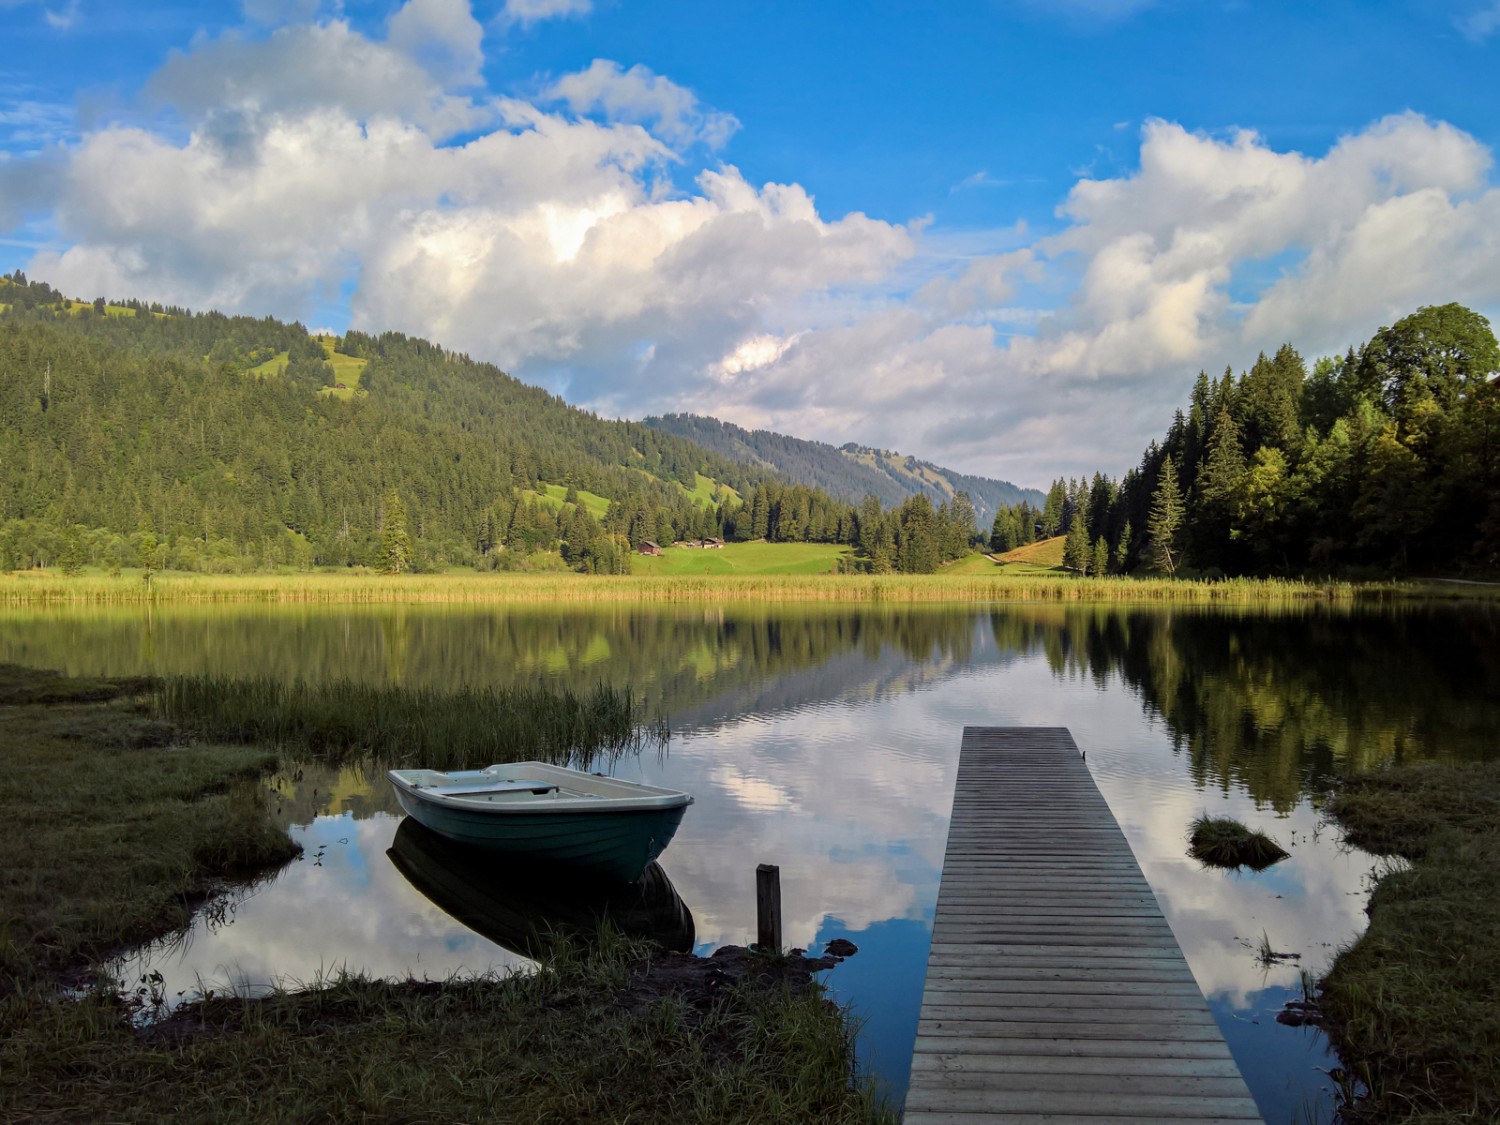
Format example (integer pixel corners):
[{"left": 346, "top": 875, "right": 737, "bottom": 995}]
[
  {"left": 1, "top": 568, "right": 1418, "bottom": 607},
  {"left": 154, "top": 674, "right": 667, "bottom": 771}
]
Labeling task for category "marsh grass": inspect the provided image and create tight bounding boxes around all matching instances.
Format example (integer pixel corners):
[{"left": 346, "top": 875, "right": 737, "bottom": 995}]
[
  {"left": 1, "top": 935, "right": 893, "bottom": 1125},
  {"left": 0, "top": 567, "right": 1416, "bottom": 606},
  {"left": 154, "top": 674, "right": 667, "bottom": 771},
  {"left": 0, "top": 665, "right": 297, "bottom": 990},
  {"left": 1320, "top": 762, "right": 1500, "bottom": 1124},
  {"left": 1188, "top": 815, "right": 1290, "bottom": 870},
  {"left": 1, "top": 663, "right": 886, "bottom": 1122}
]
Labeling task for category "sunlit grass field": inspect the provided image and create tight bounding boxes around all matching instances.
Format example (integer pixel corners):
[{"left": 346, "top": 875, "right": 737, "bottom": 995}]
[
  {"left": 997, "top": 535, "right": 1067, "bottom": 569},
  {"left": 680, "top": 471, "right": 738, "bottom": 510},
  {"left": 631, "top": 540, "right": 849, "bottom": 576},
  {"left": 525, "top": 484, "right": 613, "bottom": 519},
  {"left": 936, "top": 552, "right": 1002, "bottom": 575},
  {"left": 246, "top": 338, "right": 367, "bottom": 399}
]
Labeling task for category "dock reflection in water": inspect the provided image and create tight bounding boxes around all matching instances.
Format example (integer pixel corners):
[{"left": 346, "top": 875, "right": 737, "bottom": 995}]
[{"left": 386, "top": 819, "right": 695, "bottom": 959}]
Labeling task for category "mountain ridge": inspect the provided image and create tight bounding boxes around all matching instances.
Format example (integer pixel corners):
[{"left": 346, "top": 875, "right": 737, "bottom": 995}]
[{"left": 643, "top": 413, "right": 1043, "bottom": 524}]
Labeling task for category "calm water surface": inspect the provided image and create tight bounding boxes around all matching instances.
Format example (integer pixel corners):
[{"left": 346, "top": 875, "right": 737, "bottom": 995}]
[{"left": 7, "top": 601, "right": 1499, "bottom": 1123}]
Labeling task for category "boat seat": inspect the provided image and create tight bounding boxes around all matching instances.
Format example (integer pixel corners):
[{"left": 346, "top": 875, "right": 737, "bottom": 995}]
[{"left": 419, "top": 781, "right": 560, "bottom": 798}]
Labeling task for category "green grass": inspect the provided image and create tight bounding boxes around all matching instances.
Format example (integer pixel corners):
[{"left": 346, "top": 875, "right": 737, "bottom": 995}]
[
  {"left": 154, "top": 674, "right": 665, "bottom": 772},
  {"left": 0, "top": 664, "right": 889, "bottom": 1124},
  {"left": 996, "top": 535, "right": 1067, "bottom": 570},
  {"left": 1187, "top": 815, "right": 1289, "bottom": 870},
  {"left": 632, "top": 541, "right": 851, "bottom": 576},
  {"left": 0, "top": 665, "right": 297, "bottom": 988},
  {"left": 939, "top": 551, "right": 1006, "bottom": 575},
  {"left": 246, "top": 349, "right": 290, "bottom": 377},
  {"left": 245, "top": 339, "right": 366, "bottom": 396},
  {"left": 59, "top": 300, "right": 141, "bottom": 318},
  {"left": 317, "top": 335, "right": 367, "bottom": 399},
  {"left": 527, "top": 483, "right": 613, "bottom": 518},
  {"left": 679, "top": 472, "right": 738, "bottom": 511},
  {"left": 1319, "top": 762, "right": 1500, "bottom": 1124},
  {"left": 1, "top": 937, "right": 893, "bottom": 1125}
]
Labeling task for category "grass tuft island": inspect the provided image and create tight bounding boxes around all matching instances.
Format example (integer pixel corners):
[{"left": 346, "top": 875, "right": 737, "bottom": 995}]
[{"left": 1187, "top": 814, "right": 1290, "bottom": 870}]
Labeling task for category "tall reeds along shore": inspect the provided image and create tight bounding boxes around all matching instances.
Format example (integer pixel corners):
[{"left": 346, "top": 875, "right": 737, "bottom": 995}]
[
  {"left": 0, "top": 568, "right": 1417, "bottom": 606},
  {"left": 155, "top": 674, "right": 666, "bottom": 771}
]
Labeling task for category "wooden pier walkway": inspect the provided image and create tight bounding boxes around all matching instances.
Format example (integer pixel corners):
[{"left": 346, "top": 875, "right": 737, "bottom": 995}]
[{"left": 905, "top": 727, "right": 1262, "bottom": 1123}]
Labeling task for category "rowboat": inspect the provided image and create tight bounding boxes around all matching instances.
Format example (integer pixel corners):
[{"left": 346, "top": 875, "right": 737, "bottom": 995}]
[
  {"left": 385, "top": 762, "right": 693, "bottom": 883},
  {"left": 387, "top": 818, "right": 695, "bottom": 958}
]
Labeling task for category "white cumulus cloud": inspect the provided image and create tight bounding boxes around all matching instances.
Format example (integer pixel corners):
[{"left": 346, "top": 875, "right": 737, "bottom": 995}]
[
  {"left": 387, "top": 0, "right": 486, "bottom": 87},
  {"left": 4, "top": 2, "right": 1499, "bottom": 487},
  {"left": 501, "top": 0, "right": 591, "bottom": 27},
  {"left": 547, "top": 59, "right": 739, "bottom": 149}
]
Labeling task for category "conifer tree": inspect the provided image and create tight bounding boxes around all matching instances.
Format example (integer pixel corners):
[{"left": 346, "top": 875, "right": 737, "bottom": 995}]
[
  {"left": 1091, "top": 536, "right": 1109, "bottom": 578},
  {"left": 1192, "top": 406, "right": 1246, "bottom": 567},
  {"left": 1063, "top": 507, "right": 1091, "bottom": 573},
  {"left": 1114, "top": 520, "right": 1132, "bottom": 572},
  {"left": 1040, "top": 480, "right": 1066, "bottom": 537},
  {"left": 1147, "top": 457, "right": 1184, "bottom": 576},
  {"left": 379, "top": 490, "right": 413, "bottom": 574}
]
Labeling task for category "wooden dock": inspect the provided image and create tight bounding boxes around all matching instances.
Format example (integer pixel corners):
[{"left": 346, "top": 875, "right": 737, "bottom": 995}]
[{"left": 905, "top": 727, "right": 1263, "bottom": 1123}]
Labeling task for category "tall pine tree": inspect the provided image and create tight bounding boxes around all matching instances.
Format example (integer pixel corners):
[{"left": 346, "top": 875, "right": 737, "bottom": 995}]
[{"left": 1147, "top": 457, "right": 1184, "bottom": 576}]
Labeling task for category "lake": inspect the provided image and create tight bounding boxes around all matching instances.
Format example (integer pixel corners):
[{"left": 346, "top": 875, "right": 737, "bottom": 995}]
[{"left": 7, "top": 599, "right": 1498, "bottom": 1123}]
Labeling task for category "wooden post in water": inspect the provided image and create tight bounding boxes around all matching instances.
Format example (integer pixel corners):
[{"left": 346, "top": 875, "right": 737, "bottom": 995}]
[{"left": 756, "top": 863, "right": 782, "bottom": 953}]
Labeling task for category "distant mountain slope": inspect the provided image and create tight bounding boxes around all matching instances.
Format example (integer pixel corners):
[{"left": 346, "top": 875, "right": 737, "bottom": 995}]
[{"left": 643, "top": 413, "right": 1043, "bottom": 523}]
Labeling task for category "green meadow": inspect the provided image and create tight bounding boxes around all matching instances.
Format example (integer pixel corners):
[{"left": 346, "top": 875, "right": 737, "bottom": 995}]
[
  {"left": 631, "top": 540, "right": 851, "bottom": 575},
  {"left": 246, "top": 337, "right": 368, "bottom": 398},
  {"left": 525, "top": 483, "right": 613, "bottom": 519},
  {"left": 681, "top": 471, "right": 738, "bottom": 510}
]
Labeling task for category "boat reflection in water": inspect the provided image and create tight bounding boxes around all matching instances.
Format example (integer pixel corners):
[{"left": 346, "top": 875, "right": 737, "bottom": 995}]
[{"left": 387, "top": 819, "right": 695, "bottom": 959}]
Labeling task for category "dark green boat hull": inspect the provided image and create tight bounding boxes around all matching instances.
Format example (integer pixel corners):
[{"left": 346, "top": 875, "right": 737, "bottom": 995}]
[
  {"left": 387, "top": 819, "right": 695, "bottom": 958},
  {"left": 392, "top": 787, "right": 689, "bottom": 883}
]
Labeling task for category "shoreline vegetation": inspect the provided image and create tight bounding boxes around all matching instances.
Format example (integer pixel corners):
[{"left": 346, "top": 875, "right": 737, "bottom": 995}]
[
  {"left": 5, "top": 565, "right": 1488, "bottom": 607},
  {"left": 0, "top": 665, "right": 891, "bottom": 1124},
  {"left": 1318, "top": 762, "right": 1500, "bottom": 1124}
]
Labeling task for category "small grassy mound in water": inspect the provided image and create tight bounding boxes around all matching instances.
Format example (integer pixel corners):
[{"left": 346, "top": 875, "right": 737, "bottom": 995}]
[{"left": 1187, "top": 815, "right": 1290, "bottom": 870}]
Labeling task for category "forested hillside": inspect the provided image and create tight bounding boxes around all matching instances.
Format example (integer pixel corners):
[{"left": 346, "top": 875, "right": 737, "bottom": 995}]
[
  {"left": 644, "top": 413, "right": 1042, "bottom": 522},
  {"left": 0, "top": 274, "right": 869, "bottom": 573},
  {"left": 0, "top": 274, "right": 999, "bottom": 575},
  {"left": 985, "top": 303, "right": 1500, "bottom": 578}
]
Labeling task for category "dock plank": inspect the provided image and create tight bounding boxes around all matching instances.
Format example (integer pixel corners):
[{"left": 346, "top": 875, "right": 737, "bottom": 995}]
[{"left": 905, "top": 727, "right": 1262, "bottom": 1124}]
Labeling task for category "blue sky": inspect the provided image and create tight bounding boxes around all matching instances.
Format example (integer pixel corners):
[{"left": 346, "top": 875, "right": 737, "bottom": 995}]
[{"left": 2, "top": 0, "right": 1498, "bottom": 486}]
